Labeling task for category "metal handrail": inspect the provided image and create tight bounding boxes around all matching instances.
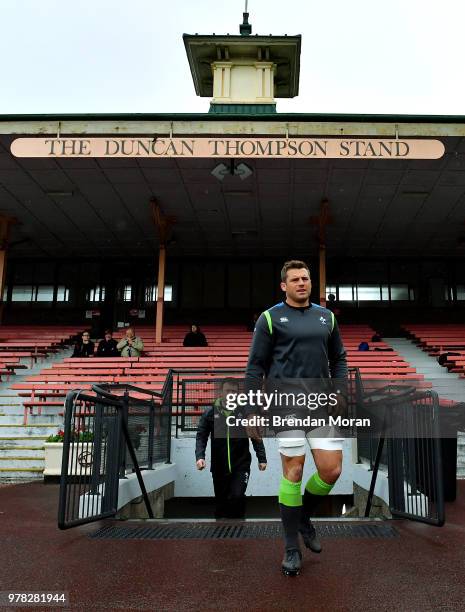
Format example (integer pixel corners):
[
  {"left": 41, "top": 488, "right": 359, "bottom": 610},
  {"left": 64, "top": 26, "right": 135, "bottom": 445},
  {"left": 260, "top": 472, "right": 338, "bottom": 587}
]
[{"left": 93, "top": 382, "right": 164, "bottom": 400}]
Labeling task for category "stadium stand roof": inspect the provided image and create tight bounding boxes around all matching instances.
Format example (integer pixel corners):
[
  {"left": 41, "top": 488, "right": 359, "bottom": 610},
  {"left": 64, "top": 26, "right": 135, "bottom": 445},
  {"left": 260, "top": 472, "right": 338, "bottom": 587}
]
[{"left": 1, "top": 112, "right": 465, "bottom": 260}]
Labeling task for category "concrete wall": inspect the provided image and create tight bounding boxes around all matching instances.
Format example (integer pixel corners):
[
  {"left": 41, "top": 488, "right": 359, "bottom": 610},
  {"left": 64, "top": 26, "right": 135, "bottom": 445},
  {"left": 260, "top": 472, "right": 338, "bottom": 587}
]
[{"left": 171, "top": 437, "right": 354, "bottom": 497}]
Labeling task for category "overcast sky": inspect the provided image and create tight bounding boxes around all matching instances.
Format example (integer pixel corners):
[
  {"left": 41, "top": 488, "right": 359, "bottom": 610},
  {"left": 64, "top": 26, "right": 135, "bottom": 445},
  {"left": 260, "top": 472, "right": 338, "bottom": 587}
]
[{"left": 1, "top": 0, "right": 464, "bottom": 116}]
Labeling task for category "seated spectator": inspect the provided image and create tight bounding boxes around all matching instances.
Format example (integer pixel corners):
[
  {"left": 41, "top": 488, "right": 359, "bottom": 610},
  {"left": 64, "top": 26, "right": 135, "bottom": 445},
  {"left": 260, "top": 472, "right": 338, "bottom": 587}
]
[
  {"left": 326, "top": 293, "right": 342, "bottom": 317},
  {"left": 358, "top": 341, "right": 370, "bottom": 351},
  {"left": 71, "top": 331, "right": 94, "bottom": 358},
  {"left": 183, "top": 324, "right": 208, "bottom": 347},
  {"left": 96, "top": 329, "right": 119, "bottom": 357},
  {"left": 117, "top": 326, "right": 144, "bottom": 357},
  {"left": 438, "top": 351, "right": 460, "bottom": 367}
]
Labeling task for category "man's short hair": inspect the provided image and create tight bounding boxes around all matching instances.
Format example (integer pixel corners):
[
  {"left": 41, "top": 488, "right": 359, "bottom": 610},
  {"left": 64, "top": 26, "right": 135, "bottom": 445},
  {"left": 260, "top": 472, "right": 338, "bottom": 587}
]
[
  {"left": 281, "top": 260, "right": 311, "bottom": 282},
  {"left": 221, "top": 378, "right": 239, "bottom": 390},
  {"left": 104, "top": 329, "right": 113, "bottom": 335}
]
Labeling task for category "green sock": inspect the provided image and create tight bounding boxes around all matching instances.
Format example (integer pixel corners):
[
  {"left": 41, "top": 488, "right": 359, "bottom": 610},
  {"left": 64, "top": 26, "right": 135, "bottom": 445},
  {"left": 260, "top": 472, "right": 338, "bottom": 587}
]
[
  {"left": 278, "top": 477, "right": 302, "bottom": 507},
  {"left": 305, "top": 472, "right": 334, "bottom": 496},
  {"left": 301, "top": 472, "right": 334, "bottom": 522}
]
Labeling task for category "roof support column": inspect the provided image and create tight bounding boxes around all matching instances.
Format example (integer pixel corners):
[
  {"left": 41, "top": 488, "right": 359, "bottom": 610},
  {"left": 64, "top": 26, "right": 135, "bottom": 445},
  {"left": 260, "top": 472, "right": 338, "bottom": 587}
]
[
  {"left": 0, "top": 216, "right": 14, "bottom": 324},
  {"left": 151, "top": 200, "right": 175, "bottom": 345},
  {"left": 155, "top": 245, "right": 166, "bottom": 344},
  {"left": 310, "top": 199, "right": 332, "bottom": 308}
]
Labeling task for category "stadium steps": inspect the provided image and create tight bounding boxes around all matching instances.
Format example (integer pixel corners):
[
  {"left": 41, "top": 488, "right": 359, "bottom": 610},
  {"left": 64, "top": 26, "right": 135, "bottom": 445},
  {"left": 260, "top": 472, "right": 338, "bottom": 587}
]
[
  {"left": 0, "top": 456, "right": 45, "bottom": 469},
  {"left": 0, "top": 348, "right": 73, "bottom": 482},
  {"left": 0, "top": 445, "right": 45, "bottom": 457},
  {"left": 384, "top": 338, "right": 465, "bottom": 478},
  {"left": 0, "top": 414, "right": 62, "bottom": 425},
  {"left": 0, "top": 467, "right": 44, "bottom": 481},
  {"left": 0, "top": 435, "right": 48, "bottom": 482}
]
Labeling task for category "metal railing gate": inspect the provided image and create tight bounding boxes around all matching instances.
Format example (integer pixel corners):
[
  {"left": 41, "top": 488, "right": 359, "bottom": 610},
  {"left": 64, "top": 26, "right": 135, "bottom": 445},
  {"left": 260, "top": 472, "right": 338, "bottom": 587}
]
[
  {"left": 58, "top": 378, "right": 172, "bottom": 530},
  {"left": 359, "top": 384, "right": 445, "bottom": 526}
]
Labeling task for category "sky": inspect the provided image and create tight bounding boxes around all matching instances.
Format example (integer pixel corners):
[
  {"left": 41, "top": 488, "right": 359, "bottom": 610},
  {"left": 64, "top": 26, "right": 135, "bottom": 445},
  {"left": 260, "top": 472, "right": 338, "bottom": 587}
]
[{"left": 1, "top": 0, "right": 464, "bottom": 116}]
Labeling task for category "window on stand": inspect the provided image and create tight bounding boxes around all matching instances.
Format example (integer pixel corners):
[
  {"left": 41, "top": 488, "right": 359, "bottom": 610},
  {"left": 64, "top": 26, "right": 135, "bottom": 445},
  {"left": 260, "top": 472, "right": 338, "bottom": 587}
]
[
  {"left": 56, "top": 286, "right": 70, "bottom": 302},
  {"left": 381, "top": 285, "right": 389, "bottom": 301},
  {"left": 456, "top": 285, "right": 465, "bottom": 301},
  {"left": 328, "top": 283, "right": 415, "bottom": 303},
  {"left": 390, "top": 284, "right": 410, "bottom": 301},
  {"left": 145, "top": 284, "right": 173, "bottom": 302},
  {"left": 338, "top": 285, "right": 354, "bottom": 301},
  {"left": 87, "top": 286, "right": 106, "bottom": 302},
  {"left": 35, "top": 286, "right": 55, "bottom": 302},
  {"left": 356, "top": 285, "right": 381, "bottom": 301},
  {"left": 326, "top": 285, "right": 337, "bottom": 300},
  {"left": 11, "top": 285, "right": 70, "bottom": 303},
  {"left": 11, "top": 286, "right": 34, "bottom": 302}
]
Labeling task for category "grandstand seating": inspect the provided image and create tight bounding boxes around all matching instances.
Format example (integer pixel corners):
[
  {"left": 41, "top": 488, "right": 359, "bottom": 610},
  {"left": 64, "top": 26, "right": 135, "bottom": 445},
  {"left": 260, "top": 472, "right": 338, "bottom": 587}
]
[
  {"left": 0, "top": 327, "right": 78, "bottom": 380},
  {"left": 403, "top": 324, "right": 465, "bottom": 378},
  {"left": 9, "top": 324, "right": 424, "bottom": 424},
  {"left": 403, "top": 324, "right": 465, "bottom": 353}
]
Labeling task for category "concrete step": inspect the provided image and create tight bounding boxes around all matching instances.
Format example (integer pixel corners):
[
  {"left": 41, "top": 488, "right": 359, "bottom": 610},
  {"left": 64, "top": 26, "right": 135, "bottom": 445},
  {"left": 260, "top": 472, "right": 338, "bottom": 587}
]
[
  {"left": 0, "top": 424, "right": 59, "bottom": 437},
  {"left": 0, "top": 467, "right": 43, "bottom": 479},
  {"left": 0, "top": 397, "right": 25, "bottom": 406},
  {"left": 0, "top": 457, "right": 44, "bottom": 469},
  {"left": 385, "top": 338, "right": 465, "bottom": 403},
  {"left": 24, "top": 408, "right": 65, "bottom": 418},
  {"left": 0, "top": 446, "right": 45, "bottom": 457},
  {"left": 0, "top": 406, "right": 26, "bottom": 415},
  {"left": 0, "top": 414, "right": 63, "bottom": 425},
  {"left": 0, "top": 436, "right": 48, "bottom": 449}
]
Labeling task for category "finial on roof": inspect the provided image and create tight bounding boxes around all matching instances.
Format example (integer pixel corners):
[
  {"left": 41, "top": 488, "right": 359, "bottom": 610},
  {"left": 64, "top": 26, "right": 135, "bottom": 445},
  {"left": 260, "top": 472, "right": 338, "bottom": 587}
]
[{"left": 240, "top": 0, "right": 252, "bottom": 35}]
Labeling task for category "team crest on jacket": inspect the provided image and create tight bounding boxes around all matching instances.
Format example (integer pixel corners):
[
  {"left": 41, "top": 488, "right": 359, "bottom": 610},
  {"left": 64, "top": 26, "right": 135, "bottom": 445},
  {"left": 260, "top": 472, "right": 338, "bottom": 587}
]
[
  {"left": 280, "top": 317, "right": 289, "bottom": 322},
  {"left": 319, "top": 316, "right": 327, "bottom": 325}
]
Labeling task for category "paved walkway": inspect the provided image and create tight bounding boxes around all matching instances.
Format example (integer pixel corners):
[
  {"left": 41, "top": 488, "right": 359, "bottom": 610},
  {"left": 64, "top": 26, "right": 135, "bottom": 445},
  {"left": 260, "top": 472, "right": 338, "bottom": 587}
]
[{"left": 1, "top": 482, "right": 465, "bottom": 611}]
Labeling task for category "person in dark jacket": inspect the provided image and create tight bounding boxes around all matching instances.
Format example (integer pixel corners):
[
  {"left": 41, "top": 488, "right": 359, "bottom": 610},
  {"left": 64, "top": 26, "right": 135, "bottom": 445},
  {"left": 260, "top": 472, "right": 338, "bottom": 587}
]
[
  {"left": 195, "top": 378, "right": 267, "bottom": 519},
  {"left": 71, "top": 331, "right": 94, "bottom": 358},
  {"left": 96, "top": 330, "right": 119, "bottom": 357},
  {"left": 183, "top": 324, "right": 208, "bottom": 347}
]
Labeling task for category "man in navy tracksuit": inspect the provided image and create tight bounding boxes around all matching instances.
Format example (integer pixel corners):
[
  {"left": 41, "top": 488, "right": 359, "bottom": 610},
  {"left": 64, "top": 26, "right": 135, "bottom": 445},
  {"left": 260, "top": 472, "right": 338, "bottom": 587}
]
[
  {"left": 246, "top": 260, "right": 348, "bottom": 576},
  {"left": 195, "top": 379, "right": 267, "bottom": 519}
]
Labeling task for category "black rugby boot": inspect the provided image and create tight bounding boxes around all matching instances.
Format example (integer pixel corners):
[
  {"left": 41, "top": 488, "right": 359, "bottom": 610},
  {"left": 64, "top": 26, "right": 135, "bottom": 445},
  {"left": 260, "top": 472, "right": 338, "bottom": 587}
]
[
  {"left": 299, "top": 519, "right": 322, "bottom": 553},
  {"left": 281, "top": 548, "right": 302, "bottom": 577}
]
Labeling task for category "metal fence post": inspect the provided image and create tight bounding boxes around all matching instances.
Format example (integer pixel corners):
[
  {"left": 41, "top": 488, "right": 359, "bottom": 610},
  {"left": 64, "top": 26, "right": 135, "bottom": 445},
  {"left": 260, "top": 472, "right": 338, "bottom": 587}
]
[
  {"left": 119, "top": 391, "right": 129, "bottom": 478},
  {"left": 147, "top": 398, "right": 155, "bottom": 470},
  {"left": 90, "top": 402, "right": 104, "bottom": 496},
  {"left": 165, "top": 372, "right": 173, "bottom": 464}
]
